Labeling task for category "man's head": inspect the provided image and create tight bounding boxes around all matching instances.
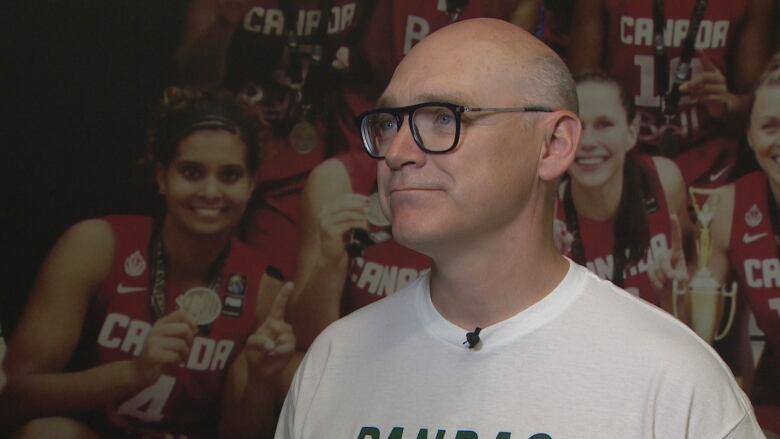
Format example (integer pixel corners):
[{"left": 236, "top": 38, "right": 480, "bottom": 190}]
[{"left": 368, "top": 19, "right": 580, "bottom": 257}]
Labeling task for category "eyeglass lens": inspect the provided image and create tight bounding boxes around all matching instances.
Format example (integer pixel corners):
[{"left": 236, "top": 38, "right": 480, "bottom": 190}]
[{"left": 362, "top": 105, "right": 458, "bottom": 156}]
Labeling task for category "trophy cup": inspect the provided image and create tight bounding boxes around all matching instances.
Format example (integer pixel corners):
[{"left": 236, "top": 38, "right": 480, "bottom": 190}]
[{"left": 673, "top": 187, "right": 737, "bottom": 344}]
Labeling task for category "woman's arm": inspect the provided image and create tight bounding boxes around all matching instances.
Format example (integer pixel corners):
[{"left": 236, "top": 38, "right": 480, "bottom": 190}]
[
  {"left": 0, "top": 219, "right": 197, "bottom": 430},
  {"left": 568, "top": 0, "right": 606, "bottom": 73},
  {"left": 219, "top": 278, "right": 296, "bottom": 438},
  {"left": 173, "top": 0, "right": 251, "bottom": 86},
  {"left": 652, "top": 157, "right": 694, "bottom": 319},
  {"left": 1, "top": 220, "right": 146, "bottom": 426},
  {"left": 287, "top": 158, "right": 369, "bottom": 349}
]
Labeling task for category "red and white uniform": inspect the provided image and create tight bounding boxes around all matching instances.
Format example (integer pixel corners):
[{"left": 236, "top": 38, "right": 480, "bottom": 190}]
[
  {"left": 81, "top": 215, "right": 265, "bottom": 438},
  {"left": 227, "top": 0, "right": 370, "bottom": 279},
  {"left": 534, "top": 0, "right": 573, "bottom": 58},
  {"left": 555, "top": 157, "right": 673, "bottom": 305},
  {"left": 604, "top": 0, "right": 747, "bottom": 186},
  {"left": 336, "top": 152, "right": 431, "bottom": 313},
  {"left": 342, "top": 1, "right": 513, "bottom": 151},
  {"left": 727, "top": 171, "right": 780, "bottom": 431}
]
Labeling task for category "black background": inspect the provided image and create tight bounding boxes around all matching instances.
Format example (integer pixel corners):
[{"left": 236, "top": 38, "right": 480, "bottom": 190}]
[{"left": 4, "top": 0, "right": 188, "bottom": 332}]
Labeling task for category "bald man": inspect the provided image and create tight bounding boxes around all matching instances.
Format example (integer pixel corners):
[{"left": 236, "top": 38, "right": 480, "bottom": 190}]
[{"left": 275, "top": 19, "right": 761, "bottom": 438}]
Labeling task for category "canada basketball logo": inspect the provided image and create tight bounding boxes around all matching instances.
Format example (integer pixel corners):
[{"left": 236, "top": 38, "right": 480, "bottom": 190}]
[
  {"left": 124, "top": 250, "right": 147, "bottom": 277},
  {"left": 745, "top": 204, "right": 763, "bottom": 228}
]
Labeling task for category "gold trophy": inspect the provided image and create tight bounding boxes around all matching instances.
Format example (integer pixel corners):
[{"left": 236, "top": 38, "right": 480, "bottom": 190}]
[{"left": 673, "top": 187, "right": 737, "bottom": 343}]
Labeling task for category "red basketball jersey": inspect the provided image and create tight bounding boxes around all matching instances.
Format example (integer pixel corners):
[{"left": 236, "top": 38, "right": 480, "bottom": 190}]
[
  {"left": 603, "top": 0, "right": 746, "bottom": 185},
  {"left": 336, "top": 151, "right": 431, "bottom": 313},
  {"left": 555, "top": 157, "right": 673, "bottom": 304},
  {"left": 85, "top": 215, "right": 265, "bottom": 438}
]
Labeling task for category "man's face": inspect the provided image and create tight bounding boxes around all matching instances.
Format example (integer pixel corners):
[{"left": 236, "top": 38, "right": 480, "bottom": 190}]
[{"left": 376, "top": 40, "right": 544, "bottom": 255}]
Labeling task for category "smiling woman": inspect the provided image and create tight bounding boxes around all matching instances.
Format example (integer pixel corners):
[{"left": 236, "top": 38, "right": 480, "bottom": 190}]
[
  {"left": 0, "top": 88, "right": 296, "bottom": 438},
  {"left": 554, "top": 73, "right": 692, "bottom": 315},
  {"left": 158, "top": 129, "right": 255, "bottom": 236},
  {"left": 700, "top": 60, "right": 780, "bottom": 435}
]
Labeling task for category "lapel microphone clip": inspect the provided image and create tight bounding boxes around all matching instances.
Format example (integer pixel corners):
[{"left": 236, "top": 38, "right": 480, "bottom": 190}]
[{"left": 463, "top": 327, "right": 482, "bottom": 349}]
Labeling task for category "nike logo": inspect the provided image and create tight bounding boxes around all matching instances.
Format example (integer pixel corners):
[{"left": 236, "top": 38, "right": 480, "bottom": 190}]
[
  {"left": 743, "top": 232, "right": 768, "bottom": 244},
  {"left": 117, "top": 283, "right": 147, "bottom": 294},
  {"left": 709, "top": 166, "right": 731, "bottom": 182}
]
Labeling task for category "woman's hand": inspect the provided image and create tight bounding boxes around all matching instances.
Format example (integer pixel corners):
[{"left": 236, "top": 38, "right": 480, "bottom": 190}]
[
  {"left": 244, "top": 282, "right": 295, "bottom": 378},
  {"left": 133, "top": 310, "right": 197, "bottom": 385}
]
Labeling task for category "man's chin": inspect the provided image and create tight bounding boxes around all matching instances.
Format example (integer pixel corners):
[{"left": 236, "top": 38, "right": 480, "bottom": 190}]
[{"left": 391, "top": 224, "right": 437, "bottom": 255}]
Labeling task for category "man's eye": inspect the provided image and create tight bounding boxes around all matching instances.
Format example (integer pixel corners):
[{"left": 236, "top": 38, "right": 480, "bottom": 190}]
[
  {"left": 377, "top": 116, "right": 397, "bottom": 133},
  {"left": 433, "top": 111, "right": 454, "bottom": 126},
  {"left": 594, "top": 120, "right": 613, "bottom": 130}
]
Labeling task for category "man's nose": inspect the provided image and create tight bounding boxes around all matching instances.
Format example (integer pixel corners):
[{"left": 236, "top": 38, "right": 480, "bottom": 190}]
[{"left": 383, "top": 119, "right": 427, "bottom": 170}]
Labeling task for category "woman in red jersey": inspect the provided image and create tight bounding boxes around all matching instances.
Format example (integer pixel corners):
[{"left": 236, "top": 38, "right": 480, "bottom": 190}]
[
  {"left": 555, "top": 73, "right": 692, "bottom": 314},
  {"left": 0, "top": 88, "right": 295, "bottom": 438},
  {"left": 703, "top": 58, "right": 780, "bottom": 436}
]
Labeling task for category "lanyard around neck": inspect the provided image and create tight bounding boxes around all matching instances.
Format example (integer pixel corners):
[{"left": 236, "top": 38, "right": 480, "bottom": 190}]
[
  {"left": 652, "top": 0, "right": 710, "bottom": 117},
  {"left": 149, "top": 228, "right": 230, "bottom": 323}
]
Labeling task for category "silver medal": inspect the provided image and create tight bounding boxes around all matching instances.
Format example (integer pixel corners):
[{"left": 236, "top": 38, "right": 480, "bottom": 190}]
[
  {"left": 290, "top": 120, "right": 318, "bottom": 154},
  {"left": 176, "top": 287, "right": 222, "bottom": 325}
]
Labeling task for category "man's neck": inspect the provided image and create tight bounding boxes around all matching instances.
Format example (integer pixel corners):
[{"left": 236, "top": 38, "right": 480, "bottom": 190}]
[{"left": 427, "top": 215, "right": 569, "bottom": 331}]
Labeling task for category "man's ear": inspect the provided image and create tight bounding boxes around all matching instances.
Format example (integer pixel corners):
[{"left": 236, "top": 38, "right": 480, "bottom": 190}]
[
  {"left": 538, "top": 111, "right": 581, "bottom": 181},
  {"left": 156, "top": 164, "right": 167, "bottom": 195}
]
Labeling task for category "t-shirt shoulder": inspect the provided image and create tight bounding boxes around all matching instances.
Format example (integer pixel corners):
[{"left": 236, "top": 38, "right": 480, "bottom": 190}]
[
  {"left": 308, "top": 274, "right": 425, "bottom": 346},
  {"left": 574, "top": 265, "right": 744, "bottom": 386}
]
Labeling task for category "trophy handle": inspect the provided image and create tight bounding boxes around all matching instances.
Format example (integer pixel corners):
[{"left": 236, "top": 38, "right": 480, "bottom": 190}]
[
  {"left": 713, "top": 282, "right": 738, "bottom": 341},
  {"left": 672, "top": 279, "right": 687, "bottom": 320}
]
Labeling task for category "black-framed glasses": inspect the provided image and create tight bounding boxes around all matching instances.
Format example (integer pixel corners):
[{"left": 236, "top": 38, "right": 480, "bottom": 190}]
[{"left": 355, "top": 101, "right": 554, "bottom": 159}]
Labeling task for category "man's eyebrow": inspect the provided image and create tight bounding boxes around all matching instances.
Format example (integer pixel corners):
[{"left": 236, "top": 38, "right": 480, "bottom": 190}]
[
  {"left": 415, "top": 92, "right": 471, "bottom": 106},
  {"left": 375, "top": 96, "right": 396, "bottom": 109},
  {"left": 375, "top": 92, "right": 473, "bottom": 109}
]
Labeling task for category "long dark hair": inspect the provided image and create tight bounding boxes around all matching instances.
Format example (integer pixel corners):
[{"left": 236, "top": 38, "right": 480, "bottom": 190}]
[
  {"left": 134, "top": 87, "right": 268, "bottom": 216},
  {"left": 569, "top": 73, "right": 654, "bottom": 283},
  {"left": 146, "top": 87, "right": 267, "bottom": 174}
]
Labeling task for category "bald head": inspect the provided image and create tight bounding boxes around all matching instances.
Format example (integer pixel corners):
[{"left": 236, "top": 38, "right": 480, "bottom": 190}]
[{"left": 388, "top": 18, "right": 578, "bottom": 114}]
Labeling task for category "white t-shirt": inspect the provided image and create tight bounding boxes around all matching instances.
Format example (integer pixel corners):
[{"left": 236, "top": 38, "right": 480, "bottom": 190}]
[{"left": 276, "top": 261, "right": 763, "bottom": 438}]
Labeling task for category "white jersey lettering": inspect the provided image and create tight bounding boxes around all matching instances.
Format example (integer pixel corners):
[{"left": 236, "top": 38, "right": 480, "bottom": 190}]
[
  {"left": 404, "top": 16, "right": 430, "bottom": 54},
  {"left": 620, "top": 17, "right": 730, "bottom": 49},
  {"left": 243, "top": 4, "right": 356, "bottom": 35},
  {"left": 97, "top": 314, "right": 234, "bottom": 371}
]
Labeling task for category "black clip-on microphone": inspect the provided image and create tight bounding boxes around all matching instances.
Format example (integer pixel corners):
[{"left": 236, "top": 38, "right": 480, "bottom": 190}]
[{"left": 463, "top": 327, "right": 482, "bottom": 349}]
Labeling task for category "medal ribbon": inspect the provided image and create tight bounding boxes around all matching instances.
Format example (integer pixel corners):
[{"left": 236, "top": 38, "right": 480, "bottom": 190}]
[
  {"left": 280, "top": 0, "right": 335, "bottom": 123},
  {"left": 149, "top": 227, "right": 230, "bottom": 323},
  {"left": 563, "top": 180, "right": 627, "bottom": 287},
  {"left": 766, "top": 181, "right": 780, "bottom": 249},
  {"left": 653, "top": 0, "right": 710, "bottom": 155}
]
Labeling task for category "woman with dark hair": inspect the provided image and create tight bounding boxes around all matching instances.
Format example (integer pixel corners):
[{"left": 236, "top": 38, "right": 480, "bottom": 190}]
[
  {"left": 0, "top": 88, "right": 295, "bottom": 438},
  {"left": 555, "top": 73, "right": 692, "bottom": 313},
  {"left": 703, "top": 59, "right": 780, "bottom": 436}
]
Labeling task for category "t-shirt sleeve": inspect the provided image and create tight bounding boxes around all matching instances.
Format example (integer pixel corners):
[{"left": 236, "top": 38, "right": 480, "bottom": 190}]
[
  {"left": 274, "top": 371, "right": 299, "bottom": 439},
  {"left": 721, "top": 397, "right": 765, "bottom": 439},
  {"left": 274, "top": 330, "right": 334, "bottom": 439}
]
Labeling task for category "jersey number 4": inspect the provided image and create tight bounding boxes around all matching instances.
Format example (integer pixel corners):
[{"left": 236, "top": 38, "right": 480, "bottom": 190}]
[{"left": 118, "top": 375, "right": 176, "bottom": 422}]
